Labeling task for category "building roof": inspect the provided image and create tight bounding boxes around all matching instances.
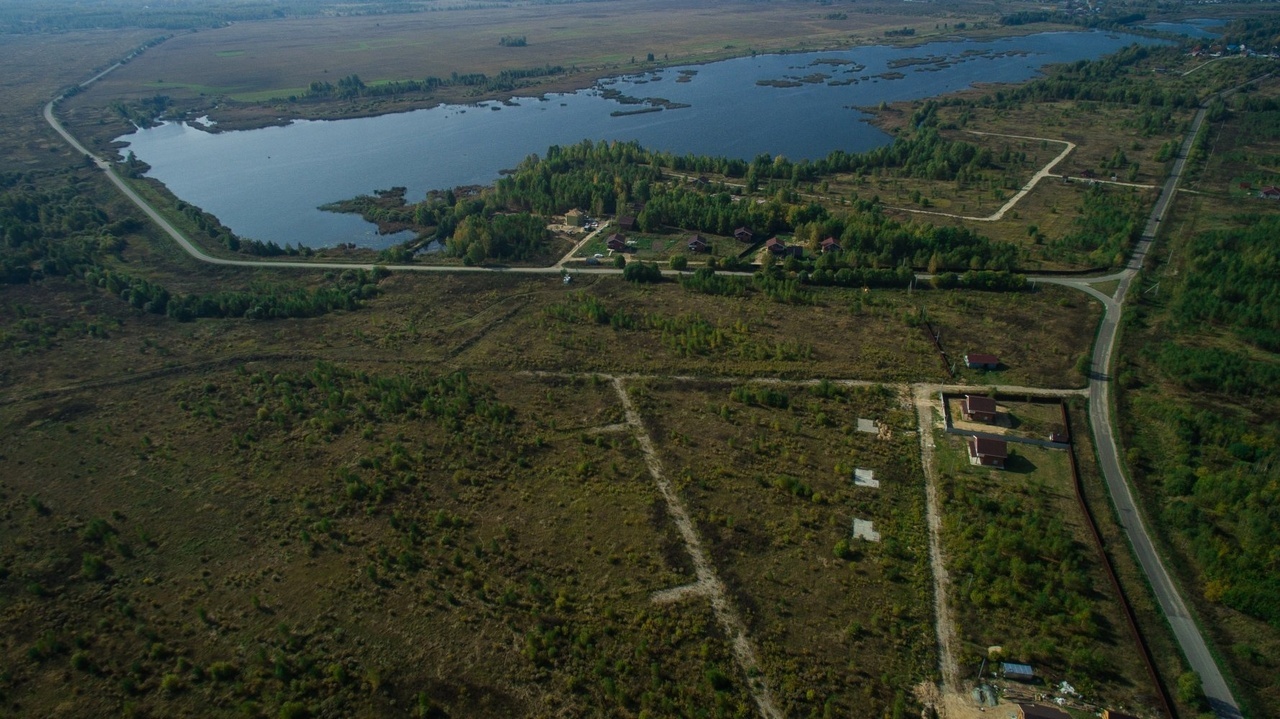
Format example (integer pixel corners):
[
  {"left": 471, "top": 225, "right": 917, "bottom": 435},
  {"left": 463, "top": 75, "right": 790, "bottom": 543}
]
[
  {"left": 971, "top": 437, "right": 1008, "bottom": 459},
  {"left": 821, "top": 237, "right": 840, "bottom": 247},
  {"left": 964, "top": 395, "right": 998, "bottom": 414},
  {"left": 1261, "top": 186, "right": 1280, "bottom": 196},
  {"left": 966, "top": 353, "right": 1000, "bottom": 365},
  {"left": 618, "top": 214, "right": 637, "bottom": 227},
  {"left": 688, "top": 234, "right": 707, "bottom": 244},
  {"left": 1016, "top": 703, "right": 1070, "bottom": 719},
  {"left": 1001, "top": 661, "right": 1034, "bottom": 675}
]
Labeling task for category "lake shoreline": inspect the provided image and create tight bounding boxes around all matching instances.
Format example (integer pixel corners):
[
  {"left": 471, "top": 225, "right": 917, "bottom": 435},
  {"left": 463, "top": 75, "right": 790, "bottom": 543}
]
[{"left": 171, "top": 23, "right": 1090, "bottom": 135}]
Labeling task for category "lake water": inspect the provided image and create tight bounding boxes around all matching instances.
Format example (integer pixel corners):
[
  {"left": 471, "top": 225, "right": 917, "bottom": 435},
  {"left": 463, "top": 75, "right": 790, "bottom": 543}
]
[
  {"left": 1139, "top": 18, "right": 1224, "bottom": 40},
  {"left": 118, "top": 30, "right": 1162, "bottom": 249}
]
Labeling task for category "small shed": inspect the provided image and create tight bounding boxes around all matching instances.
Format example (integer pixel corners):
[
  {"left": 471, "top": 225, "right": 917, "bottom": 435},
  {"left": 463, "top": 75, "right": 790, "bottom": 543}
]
[
  {"left": 969, "top": 437, "right": 1008, "bottom": 468},
  {"left": 1001, "top": 662, "right": 1035, "bottom": 681},
  {"left": 617, "top": 215, "right": 638, "bottom": 230},
  {"left": 965, "top": 353, "right": 1000, "bottom": 370},
  {"left": 606, "top": 234, "right": 628, "bottom": 252},
  {"left": 687, "top": 234, "right": 709, "bottom": 253},
  {"left": 734, "top": 227, "right": 755, "bottom": 243},
  {"left": 565, "top": 209, "right": 585, "bottom": 227},
  {"left": 962, "top": 395, "right": 998, "bottom": 423},
  {"left": 820, "top": 237, "right": 842, "bottom": 253}
]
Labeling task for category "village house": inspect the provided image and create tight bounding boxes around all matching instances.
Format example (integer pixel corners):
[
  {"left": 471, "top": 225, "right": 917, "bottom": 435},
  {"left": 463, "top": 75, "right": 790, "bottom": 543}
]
[
  {"left": 564, "top": 209, "right": 584, "bottom": 227},
  {"left": 687, "top": 234, "right": 709, "bottom": 253},
  {"left": 965, "top": 353, "right": 1001, "bottom": 370},
  {"left": 820, "top": 237, "right": 842, "bottom": 253},
  {"left": 968, "top": 436, "right": 1008, "bottom": 468},
  {"left": 617, "top": 215, "right": 637, "bottom": 231},
  {"left": 765, "top": 237, "right": 803, "bottom": 258},
  {"left": 734, "top": 227, "right": 755, "bottom": 243},
  {"left": 606, "top": 234, "right": 628, "bottom": 252},
  {"left": 962, "top": 395, "right": 998, "bottom": 423},
  {"left": 1259, "top": 186, "right": 1280, "bottom": 200}
]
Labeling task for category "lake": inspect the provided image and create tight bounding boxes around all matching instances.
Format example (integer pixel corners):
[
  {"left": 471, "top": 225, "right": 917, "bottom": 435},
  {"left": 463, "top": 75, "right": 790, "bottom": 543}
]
[
  {"left": 1139, "top": 18, "right": 1224, "bottom": 40},
  {"left": 118, "top": 30, "right": 1163, "bottom": 249}
]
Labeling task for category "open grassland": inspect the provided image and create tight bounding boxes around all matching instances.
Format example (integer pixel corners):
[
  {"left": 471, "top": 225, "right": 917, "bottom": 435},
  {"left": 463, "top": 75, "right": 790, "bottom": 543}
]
[
  {"left": 630, "top": 378, "right": 933, "bottom": 717},
  {"left": 0, "top": 30, "right": 159, "bottom": 167},
  {"left": 1115, "top": 74, "right": 1280, "bottom": 717},
  {"left": 0, "top": 363, "right": 780, "bottom": 717},
  {"left": 62, "top": 0, "right": 1004, "bottom": 135},
  {"left": 931, "top": 419, "right": 1163, "bottom": 715}
]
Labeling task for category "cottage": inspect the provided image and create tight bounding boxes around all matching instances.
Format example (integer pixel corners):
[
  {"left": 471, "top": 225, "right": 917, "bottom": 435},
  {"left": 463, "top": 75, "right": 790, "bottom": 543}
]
[
  {"left": 565, "top": 209, "right": 585, "bottom": 227},
  {"left": 617, "top": 215, "right": 638, "bottom": 231},
  {"left": 734, "top": 227, "right": 755, "bottom": 243},
  {"left": 962, "top": 395, "right": 998, "bottom": 423},
  {"left": 1259, "top": 186, "right": 1280, "bottom": 200},
  {"left": 968, "top": 437, "right": 1008, "bottom": 468},
  {"left": 964, "top": 353, "right": 1000, "bottom": 370},
  {"left": 1015, "top": 704, "right": 1070, "bottom": 719},
  {"left": 606, "top": 234, "right": 628, "bottom": 252},
  {"left": 765, "top": 237, "right": 788, "bottom": 255},
  {"left": 820, "top": 237, "right": 842, "bottom": 253},
  {"left": 687, "top": 234, "right": 709, "bottom": 253}
]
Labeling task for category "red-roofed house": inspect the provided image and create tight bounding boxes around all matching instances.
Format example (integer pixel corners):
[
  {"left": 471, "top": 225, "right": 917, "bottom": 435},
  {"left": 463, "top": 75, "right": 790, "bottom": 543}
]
[
  {"left": 734, "top": 227, "right": 755, "bottom": 243},
  {"left": 687, "top": 234, "right": 709, "bottom": 253},
  {"left": 765, "top": 238, "right": 803, "bottom": 258},
  {"left": 968, "top": 437, "right": 1008, "bottom": 468},
  {"left": 820, "top": 237, "right": 842, "bottom": 253},
  {"left": 1260, "top": 186, "right": 1280, "bottom": 199},
  {"left": 606, "top": 234, "right": 628, "bottom": 252},
  {"left": 962, "top": 395, "right": 998, "bottom": 422}
]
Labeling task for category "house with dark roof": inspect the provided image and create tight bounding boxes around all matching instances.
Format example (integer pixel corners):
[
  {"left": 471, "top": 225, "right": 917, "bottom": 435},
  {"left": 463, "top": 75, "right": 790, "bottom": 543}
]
[
  {"left": 962, "top": 395, "right": 998, "bottom": 423},
  {"left": 968, "top": 437, "right": 1008, "bottom": 468},
  {"left": 617, "top": 215, "right": 637, "bottom": 231},
  {"left": 687, "top": 234, "right": 709, "bottom": 253},
  {"left": 820, "top": 237, "right": 842, "bottom": 253},
  {"left": 606, "top": 234, "right": 628, "bottom": 252},
  {"left": 965, "top": 353, "right": 1000, "bottom": 370},
  {"left": 734, "top": 227, "right": 755, "bottom": 243},
  {"left": 1259, "top": 186, "right": 1280, "bottom": 199},
  {"left": 765, "top": 237, "right": 803, "bottom": 258}
]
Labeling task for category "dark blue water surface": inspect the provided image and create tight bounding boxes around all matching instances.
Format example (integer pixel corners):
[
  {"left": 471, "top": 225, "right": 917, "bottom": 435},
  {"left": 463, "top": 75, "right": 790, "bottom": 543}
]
[
  {"left": 118, "top": 30, "right": 1162, "bottom": 248},
  {"left": 1139, "top": 19, "right": 1224, "bottom": 40}
]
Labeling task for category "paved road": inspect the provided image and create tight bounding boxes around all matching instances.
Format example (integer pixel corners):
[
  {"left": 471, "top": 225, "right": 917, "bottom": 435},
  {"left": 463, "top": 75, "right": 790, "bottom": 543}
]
[{"left": 1070, "top": 102, "right": 1241, "bottom": 719}]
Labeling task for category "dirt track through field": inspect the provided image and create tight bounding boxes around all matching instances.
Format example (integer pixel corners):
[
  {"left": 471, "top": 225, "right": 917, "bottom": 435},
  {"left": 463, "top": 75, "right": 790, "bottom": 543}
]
[
  {"left": 913, "top": 386, "right": 961, "bottom": 694},
  {"left": 610, "top": 376, "right": 784, "bottom": 719}
]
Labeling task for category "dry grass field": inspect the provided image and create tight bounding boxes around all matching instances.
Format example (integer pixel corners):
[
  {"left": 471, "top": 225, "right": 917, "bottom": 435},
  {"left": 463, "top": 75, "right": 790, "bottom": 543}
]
[{"left": 66, "top": 0, "right": 1000, "bottom": 113}]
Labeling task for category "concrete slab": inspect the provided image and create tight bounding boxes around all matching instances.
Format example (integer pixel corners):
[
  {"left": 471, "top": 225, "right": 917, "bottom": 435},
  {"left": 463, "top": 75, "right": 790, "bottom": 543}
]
[
  {"left": 852, "top": 518, "right": 880, "bottom": 542},
  {"left": 853, "top": 468, "right": 879, "bottom": 488},
  {"left": 857, "top": 418, "right": 878, "bottom": 433}
]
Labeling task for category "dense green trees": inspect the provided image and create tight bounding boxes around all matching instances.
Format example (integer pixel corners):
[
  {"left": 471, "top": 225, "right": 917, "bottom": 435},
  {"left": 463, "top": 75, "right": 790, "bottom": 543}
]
[{"left": 1, "top": 172, "right": 380, "bottom": 320}]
